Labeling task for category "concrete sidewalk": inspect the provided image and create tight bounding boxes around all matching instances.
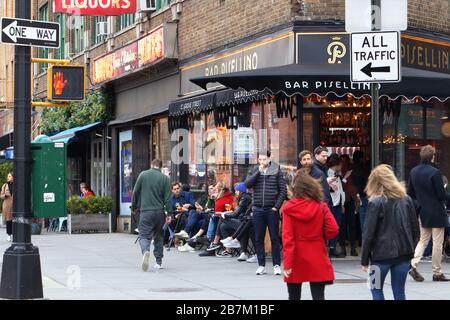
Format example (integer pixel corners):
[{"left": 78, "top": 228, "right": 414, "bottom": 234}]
[{"left": 0, "top": 232, "right": 448, "bottom": 300}]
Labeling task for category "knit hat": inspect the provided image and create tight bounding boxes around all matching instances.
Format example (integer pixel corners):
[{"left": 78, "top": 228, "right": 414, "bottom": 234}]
[{"left": 234, "top": 182, "right": 247, "bottom": 193}]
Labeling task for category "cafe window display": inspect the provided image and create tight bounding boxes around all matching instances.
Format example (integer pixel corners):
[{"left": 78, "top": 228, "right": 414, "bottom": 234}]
[
  {"left": 381, "top": 99, "right": 450, "bottom": 181},
  {"left": 302, "top": 94, "right": 372, "bottom": 159},
  {"left": 184, "top": 97, "right": 298, "bottom": 191},
  {"left": 152, "top": 118, "right": 171, "bottom": 176}
]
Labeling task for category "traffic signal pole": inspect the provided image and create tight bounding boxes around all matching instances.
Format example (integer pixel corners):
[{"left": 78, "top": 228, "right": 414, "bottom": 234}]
[
  {"left": 370, "top": 0, "right": 381, "bottom": 168},
  {"left": 0, "top": 0, "right": 44, "bottom": 299}
]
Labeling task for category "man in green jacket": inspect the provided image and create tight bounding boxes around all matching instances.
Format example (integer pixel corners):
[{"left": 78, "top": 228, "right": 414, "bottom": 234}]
[{"left": 131, "top": 159, "right": 172, "bottom": 271}]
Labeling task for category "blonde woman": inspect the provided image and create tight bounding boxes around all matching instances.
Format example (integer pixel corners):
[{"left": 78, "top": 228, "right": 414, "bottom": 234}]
[
  {"left": 1, "top": 172, "right": 13, "bottom": 242},
  {"left": 361, "top": 164, "right": 420, "bottom": 300}
]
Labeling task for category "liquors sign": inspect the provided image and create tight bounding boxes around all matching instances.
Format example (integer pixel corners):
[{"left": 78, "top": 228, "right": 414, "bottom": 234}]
[{"left": 55, "top": 0, "right": 136, "bottom": 15}]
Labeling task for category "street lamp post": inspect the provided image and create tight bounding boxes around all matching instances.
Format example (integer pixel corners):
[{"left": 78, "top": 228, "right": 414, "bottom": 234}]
[{"left": 0, "top": 0, "right": 44, "bottom": 299}]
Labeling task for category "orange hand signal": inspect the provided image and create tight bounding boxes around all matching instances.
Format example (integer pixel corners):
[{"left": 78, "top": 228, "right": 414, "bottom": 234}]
[{"left": 53, "top": 71, "right": 68, "bottom": 95}]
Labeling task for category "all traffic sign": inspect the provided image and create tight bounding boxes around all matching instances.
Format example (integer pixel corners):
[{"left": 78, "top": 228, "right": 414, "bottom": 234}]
[
  {"left": 0, "top": 18, "right": 60, "bottom": 48},
  {"left": 351, "top": 31, "right": 401, "bottom": 83}
]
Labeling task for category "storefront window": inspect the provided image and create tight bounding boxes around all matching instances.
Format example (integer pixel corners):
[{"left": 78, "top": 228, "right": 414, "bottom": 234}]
[
  {"left": 231, "top": 103, "right": 255, "bottom": 186},
  {"left": 152, "top": 118, "right": 171, "bottom": 176},
  {"left": 188, "top": 115, "right": 206, "bottom": 189},
  {"left": 266, "top": 98, "right": 297, "bottom": 168},
  {"left": 205, "top": 112, "right": 232, "bottom": 189},
  {"left": 381, "top": 100, "right": 450, "bottom": 182},
  {"left": 119, "top": 130, "right": 132, "bottom": 216}
]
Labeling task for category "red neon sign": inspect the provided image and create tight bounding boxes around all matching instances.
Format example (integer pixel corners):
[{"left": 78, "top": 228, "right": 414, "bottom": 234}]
[{"left": 54, "top": 0, "right": 136, "bottom": 16}]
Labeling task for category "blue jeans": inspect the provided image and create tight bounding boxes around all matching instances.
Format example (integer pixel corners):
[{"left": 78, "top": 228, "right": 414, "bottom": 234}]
[
  {"left": 369, "top": 260, "right": 410, "bottom": 300},
  {"left": 206, "top": 215, "right": 219, "bottom": 240},
  {"left": 184, "top": 210, "right": 206, "bottom": 237},
  {"left": 253, "top": 207, "right": 281, "bottom": 267},
  {"left": 424, "top": 239, "right": 433, "bottom": 257},
  {"left": 329, "top": 205, "right": 342, "bottom": 249},
  {"left": 359, "top": 196, "right": 368, "bottom": 232}
]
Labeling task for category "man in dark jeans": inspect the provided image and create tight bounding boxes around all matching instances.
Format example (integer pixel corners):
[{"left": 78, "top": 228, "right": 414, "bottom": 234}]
[{"left": 245, "top": 149, "right": 287, "bottom": 276}]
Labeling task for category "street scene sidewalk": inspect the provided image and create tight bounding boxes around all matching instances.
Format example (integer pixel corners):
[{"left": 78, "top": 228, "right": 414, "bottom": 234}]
[{"left": 0, "top": 232, "right": 448, "bottom": 300}]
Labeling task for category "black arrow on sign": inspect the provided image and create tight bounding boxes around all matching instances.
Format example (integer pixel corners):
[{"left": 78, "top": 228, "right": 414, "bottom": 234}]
[{"left": 361, "top": 62, "right": 391, "bottom": 77}]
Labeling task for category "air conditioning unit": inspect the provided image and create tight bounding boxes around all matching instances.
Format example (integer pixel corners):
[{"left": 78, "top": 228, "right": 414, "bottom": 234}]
[
  {"left": 96, "top": 21, "right": 108, "bottom": 37},
  {"left": 140, "top": 0, "right": 157, "bottom": 12}
]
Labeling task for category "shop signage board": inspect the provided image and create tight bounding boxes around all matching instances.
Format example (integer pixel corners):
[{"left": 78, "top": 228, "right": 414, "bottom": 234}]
[
  {"left": 92, "top": 26, "right": 164, "bottom": 84},
  {"left": 54, "top": 0, "right": 137, "bottom": 15},
  {"left": 0, "top": 18, "right": 60, "bottom": 48},
  {"left": 345, "top": 0, "right": 407, "bottom": 32},
  {"left": 351, "top": 31, "right": 401, "bottom": 83}
]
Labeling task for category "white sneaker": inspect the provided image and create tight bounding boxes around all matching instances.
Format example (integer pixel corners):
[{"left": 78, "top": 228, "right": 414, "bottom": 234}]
[
  {"left": 178, "top": 243, "right": 195, "bottom": 252},
  {"left": 256, "top": 266, "right": 266, "bottom": 275},
  {"left": 237, "top": 252, "right": 248, "bottom": 262},
  {"left": 154, "top": 263, "right": 163, "bottom": 269},
  {"left": 141, "top": 251, "right": 150, "bottom": 271},
  {"left": 134, "top": 228, "right": 139, "bottom": 233},
  {"left": 220, "top": 237, "right": 233, "bottom": 245},
  {"left": 225, "top": 239, "right": 241, "bottom": 249},
  {"left": 6, "top": 235, "right": 11, "bottom": 242},
  {"left": 174, "top": 230, "right": 189, "bottom": 239},
  {"left": 246, "top": 255, "right": 258, "bottom": 263},
  {"left": 273, "top": 265, "right": 282, "bottom": 275}
]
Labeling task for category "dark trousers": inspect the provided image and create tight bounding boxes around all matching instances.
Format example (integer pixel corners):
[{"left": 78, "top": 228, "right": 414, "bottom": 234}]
[
  {"left": 234, "top": 219, "right": 255, "bottom": 254},
  {"left": 164, "top": 213, "right": 187, "bottom": 243},
  {"left": 287, "top": 282, "right": 326, "bottom": 300},
  {"left": 253, "top": 207, "right": 281, "bottom": 267},
  {"left": 138, "top": 210, "right": 165, "bottom": 265},
  {"left": 6, "top": 220, "right": 12, "bottom": 235},
  {"left": 340, "top": 200, "right": 358, "bottom": 248},
  {"left": 185, "top": 210, "right": 206, "bottom": 237},
  {"left": 220, "top": 218, "right": 241, "bottom": 239},
  {"left": 329, "top": 205, "right": 343, "bottom": 249}
]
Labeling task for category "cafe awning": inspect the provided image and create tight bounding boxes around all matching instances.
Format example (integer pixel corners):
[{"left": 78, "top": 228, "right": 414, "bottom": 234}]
[
  {"left": 191, "top": 63, "right": 450, "bottom": 101},
  {"left": 168, "top": 88, "right": 270, "bottom": 131}
]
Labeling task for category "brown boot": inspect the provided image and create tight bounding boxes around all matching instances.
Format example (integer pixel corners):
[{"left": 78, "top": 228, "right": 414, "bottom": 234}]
[
  {"left": 432, "top": 274, "right": 450, "bottom": 282},
  {"left": 409, "top": 268, "right": 425, "bottom": 282}
]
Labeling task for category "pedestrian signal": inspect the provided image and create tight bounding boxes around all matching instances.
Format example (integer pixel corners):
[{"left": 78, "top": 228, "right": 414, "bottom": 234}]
[{"left": 47, "top": 65, "right": 85, "bottom": 101}]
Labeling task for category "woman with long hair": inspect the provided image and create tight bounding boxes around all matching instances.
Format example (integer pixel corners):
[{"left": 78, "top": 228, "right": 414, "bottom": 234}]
[
  {"left": 206, "top": 181, "right": 235, "bottom": 253},
  {"left": 361, "top": 164, "right": 420, "bottom": 300},
  {"left": 1, "top": 172, "right": 13, "bottom": 242},
  {"left": 281, "top": 169, "right": 339, "bottom": 300}
]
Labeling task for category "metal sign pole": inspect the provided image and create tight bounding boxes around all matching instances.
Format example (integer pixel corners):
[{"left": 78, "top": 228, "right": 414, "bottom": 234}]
[
  {"left": 0, "top": 0, "right": 43, "bottom": 299},
  {"left": 370, "top": 0, "right": 381, "bottom": 168}
]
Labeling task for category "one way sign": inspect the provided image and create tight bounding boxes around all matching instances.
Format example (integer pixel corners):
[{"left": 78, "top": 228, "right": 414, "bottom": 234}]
[
  {"left": 1, "top": 18, "right": 60, "bottom": 48},
  {"left": 350, "top": 31, "right": 400, "bottom": 83}
]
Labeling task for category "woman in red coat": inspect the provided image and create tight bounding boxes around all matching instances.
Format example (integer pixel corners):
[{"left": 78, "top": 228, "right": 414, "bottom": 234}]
[{"left": 281, "top": 169, "right": 339, "bottom": 300}]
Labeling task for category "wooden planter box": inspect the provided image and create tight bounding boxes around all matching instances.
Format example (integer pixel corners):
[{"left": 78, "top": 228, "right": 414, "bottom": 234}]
[{"left": 68, "top": 213, "right": 111, "bottom": 234}]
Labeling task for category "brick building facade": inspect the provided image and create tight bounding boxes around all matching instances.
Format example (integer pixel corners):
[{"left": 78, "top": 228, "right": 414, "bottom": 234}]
[{"left": 1, "top": 0, "right": 448, "bottom": 231}]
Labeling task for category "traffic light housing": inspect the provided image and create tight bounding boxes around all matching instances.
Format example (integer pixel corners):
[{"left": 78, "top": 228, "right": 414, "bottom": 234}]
[{"left": 47, "top": 65, "right": 86, "bottom": 101}]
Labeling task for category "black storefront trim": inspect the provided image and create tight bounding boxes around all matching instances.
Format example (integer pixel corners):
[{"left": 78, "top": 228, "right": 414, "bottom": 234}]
[
  {"left": 191, "top": 63, "right": 450, "bottom": 102},
  {"left": 169, "top": 88, "right": 272, "bottom": 131}
]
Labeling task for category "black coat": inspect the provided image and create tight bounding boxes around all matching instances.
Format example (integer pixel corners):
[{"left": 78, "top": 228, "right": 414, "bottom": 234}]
[
  {"left": 245, "top": 162, "right": 287, "bottom": 209},
  {"left": 311, "top": 160, "right": 332, "bottom": 207},
  {"left": 361, "top": 196, "right": 420, "bottom": 266},
  {"left": 224, "top": 192, "right": 252, "bottom": 220},
  {"left": 408, "top": 161, "right": 447, "bottom": 228}
]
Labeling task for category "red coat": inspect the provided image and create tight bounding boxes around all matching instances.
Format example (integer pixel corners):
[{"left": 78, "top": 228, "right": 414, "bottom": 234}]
[
  {"left": 215, "top": 192, "right": 235, "bottom": 213},
  {"left": 281, "top": 197, "right": 339, "bottom": 284}
]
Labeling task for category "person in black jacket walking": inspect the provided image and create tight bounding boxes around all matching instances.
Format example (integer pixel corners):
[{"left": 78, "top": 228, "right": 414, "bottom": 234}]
[
  {"left": 408, "top": 145, "right": 450, "bottom": 282},
  {"left": 245, "top": 149, "right": 287, "bottom": 276},
  {"left": 361, "top": 164, "right": 420, "bottom": 300}
]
